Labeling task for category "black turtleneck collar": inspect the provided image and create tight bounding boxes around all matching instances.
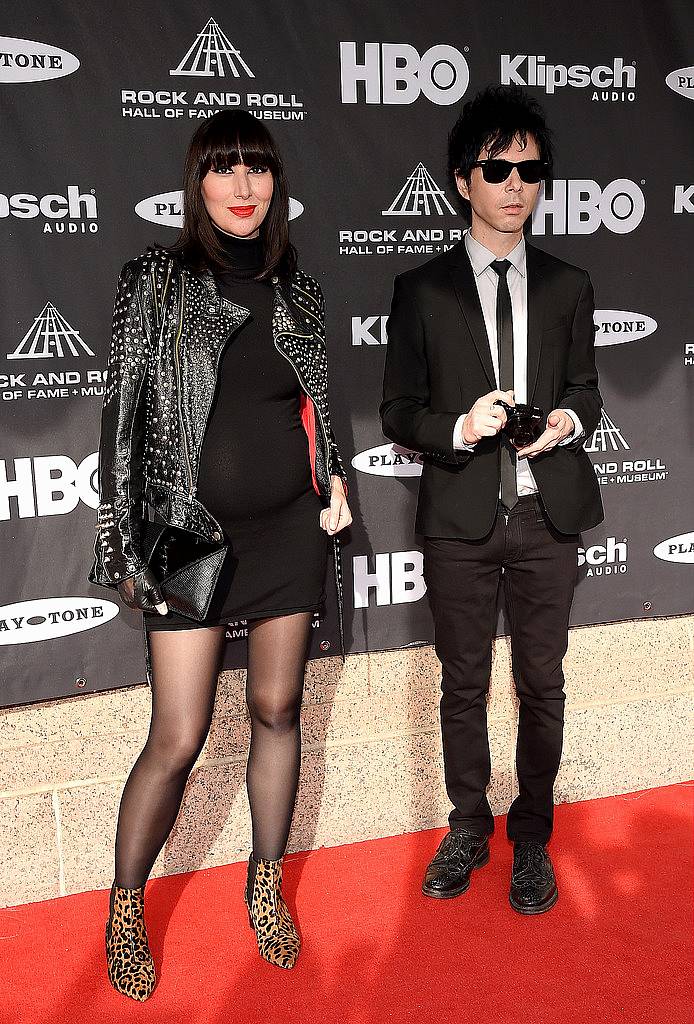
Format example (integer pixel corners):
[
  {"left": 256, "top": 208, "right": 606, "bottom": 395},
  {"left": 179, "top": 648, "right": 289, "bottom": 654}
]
[{"left": 213, "top": 225, "right": 264, "bottom": 277}]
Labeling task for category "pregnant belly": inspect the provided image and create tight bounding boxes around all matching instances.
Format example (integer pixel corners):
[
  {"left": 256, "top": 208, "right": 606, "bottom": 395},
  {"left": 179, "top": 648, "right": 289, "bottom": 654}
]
[{"left": 196, "top": 423, "right": 314, "bottom": 524}]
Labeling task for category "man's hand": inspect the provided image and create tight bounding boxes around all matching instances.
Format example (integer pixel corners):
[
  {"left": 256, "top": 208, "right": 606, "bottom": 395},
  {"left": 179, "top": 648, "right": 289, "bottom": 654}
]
[
  {"left": 515, "top": 409, "right": 575, "bottom": 459},
  {"left": 320, "top": 475, "right": 353, "bottom": 535},
  {"left": 462, "top": 389, "right": 515, "bottom": 445}
]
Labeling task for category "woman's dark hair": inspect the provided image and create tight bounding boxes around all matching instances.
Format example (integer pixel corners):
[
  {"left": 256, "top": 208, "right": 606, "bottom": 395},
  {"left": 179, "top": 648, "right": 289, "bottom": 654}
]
[
  {"left": 448, "top": 84, "right": 553, "bottom": 196},
  {"left": 168, "top": 109, "right": 297, "bottom": 280}
]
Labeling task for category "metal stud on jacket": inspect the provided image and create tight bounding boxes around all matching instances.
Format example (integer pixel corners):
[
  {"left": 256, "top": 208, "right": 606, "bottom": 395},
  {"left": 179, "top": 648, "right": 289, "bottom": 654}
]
[{"left": 88, "top": 247, "right": 349, "bottom": 659}]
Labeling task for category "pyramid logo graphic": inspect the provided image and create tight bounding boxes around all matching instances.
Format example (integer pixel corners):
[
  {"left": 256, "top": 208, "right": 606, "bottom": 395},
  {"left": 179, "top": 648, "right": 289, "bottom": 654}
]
[
  {"left": 382, "top": 163, "right": 457, "bottom": 216},
  {"left": 7, "top": 303, "right": 95, "bottom": 359},
  {"left": 584, "top": 410, "right": 630, "bottom": 453},
  {"left": 170, "top": 19, "right": 254, "bottom": 78}
]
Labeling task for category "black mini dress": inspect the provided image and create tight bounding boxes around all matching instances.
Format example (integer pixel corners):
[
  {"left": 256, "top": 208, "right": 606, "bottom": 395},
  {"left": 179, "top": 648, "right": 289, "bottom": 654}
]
[{"left": 145, "top": 231, "right": 328, "bottom": 631}]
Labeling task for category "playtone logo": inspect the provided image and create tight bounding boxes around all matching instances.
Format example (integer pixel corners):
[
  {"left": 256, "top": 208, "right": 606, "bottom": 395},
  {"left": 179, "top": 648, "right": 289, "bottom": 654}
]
[
  {"left": 653, "top": 532, "right": 694, "bottom": 564},
  {"left": 352, "top": 443, "right": 423, "bottom": 477},
  {"left": 531, "top": 179, "right": 645, "bottom": 235},
  {"left": 340, "top": 42, "right": 469, "bottom": 105},
  {"left": 353, "top": 550, "right": 426, "bottom": 607},
  {"left": 665, "top": 66, "right": 694, "bottom": 100},
  {"left": 593, "top": 309, "right": 658, "bottom": 346},
  {"left": 0, "top": 35, "right": 80, "bottom": 82},
  {"left": 0, "top": 597, "right": 118, "bottom": 645},
  {"left": 135, "top": 190, "right": 304, "bottom": 226},
  {"left": 501, "top": 54, "right": 636, "bottom": 100},
  {"left": 0, "top": 453, "right": 98, "bottom": 520}
]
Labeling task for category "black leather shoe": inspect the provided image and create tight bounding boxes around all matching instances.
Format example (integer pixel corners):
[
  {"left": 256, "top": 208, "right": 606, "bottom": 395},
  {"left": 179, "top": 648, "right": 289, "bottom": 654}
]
[
  {"left": 422, "top": 830, "right": 490, "bottom": 899},
  {"left": 509, "top": 841, "right": 558, "bottom": 915}
]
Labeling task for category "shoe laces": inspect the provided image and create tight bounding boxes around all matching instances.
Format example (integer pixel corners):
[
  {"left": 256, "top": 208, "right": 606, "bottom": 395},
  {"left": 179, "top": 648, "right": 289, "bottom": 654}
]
[
  {"left": 435, "top": 830, "right": 481, "bottom": 864},
  {"left": 513, "top": 842, "right": 547, "bottom": 879}
]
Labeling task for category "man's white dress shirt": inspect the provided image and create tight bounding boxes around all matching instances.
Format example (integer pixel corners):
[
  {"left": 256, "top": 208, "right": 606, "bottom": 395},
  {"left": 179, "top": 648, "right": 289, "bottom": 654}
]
[{"left": 452, "top": 229, "right": 583, "bottom": 496}]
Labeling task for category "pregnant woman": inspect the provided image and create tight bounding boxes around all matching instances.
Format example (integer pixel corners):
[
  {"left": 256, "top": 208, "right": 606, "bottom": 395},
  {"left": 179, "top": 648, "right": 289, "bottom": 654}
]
[{"left": 89, "top": 110, "right": 351, "bottom": 999}]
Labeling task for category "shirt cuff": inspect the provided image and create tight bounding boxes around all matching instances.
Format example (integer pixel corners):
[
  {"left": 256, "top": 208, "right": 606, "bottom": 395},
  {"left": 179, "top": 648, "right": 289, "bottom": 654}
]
[
  {"left": 557, "top": 408, "right": 584, "bottom": 445},
  {"left": 453, "top": 413, "right": 477, "bottom": 451}
]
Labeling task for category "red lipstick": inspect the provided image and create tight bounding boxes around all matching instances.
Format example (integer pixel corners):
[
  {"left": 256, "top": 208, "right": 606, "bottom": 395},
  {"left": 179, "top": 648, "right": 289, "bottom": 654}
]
[{"left": 228, "top": 205, "right": 256, "bottom": 217}]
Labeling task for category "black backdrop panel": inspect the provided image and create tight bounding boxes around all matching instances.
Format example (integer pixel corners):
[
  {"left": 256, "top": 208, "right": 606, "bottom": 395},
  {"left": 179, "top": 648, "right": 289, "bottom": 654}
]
[{"left": 1, "top": 1, "right": 692, "bottom": 707}]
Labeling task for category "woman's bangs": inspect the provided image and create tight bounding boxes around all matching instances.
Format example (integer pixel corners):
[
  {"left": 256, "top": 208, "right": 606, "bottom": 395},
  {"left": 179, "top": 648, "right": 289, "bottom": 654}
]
[{"left": 204, "top": 133, "right": 277, "bottom": 175}]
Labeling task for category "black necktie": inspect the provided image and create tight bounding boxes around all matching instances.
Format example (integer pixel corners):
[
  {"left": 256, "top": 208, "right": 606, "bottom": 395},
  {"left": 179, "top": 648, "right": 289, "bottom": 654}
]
[{"left": 492, "top": 260, "right": 518, "bottom": 511}]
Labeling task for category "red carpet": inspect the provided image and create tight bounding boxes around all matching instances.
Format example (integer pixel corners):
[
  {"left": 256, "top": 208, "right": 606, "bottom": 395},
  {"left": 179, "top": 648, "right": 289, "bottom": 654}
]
[{"left": 2, "top": 783, "right": 691, "bottom": 1024}]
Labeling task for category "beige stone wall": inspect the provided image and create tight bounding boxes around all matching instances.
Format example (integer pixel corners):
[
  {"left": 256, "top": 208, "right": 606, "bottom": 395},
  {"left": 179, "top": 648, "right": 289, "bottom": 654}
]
[{"left": 1, "top": 615, "right": 692, "bottom": 908}]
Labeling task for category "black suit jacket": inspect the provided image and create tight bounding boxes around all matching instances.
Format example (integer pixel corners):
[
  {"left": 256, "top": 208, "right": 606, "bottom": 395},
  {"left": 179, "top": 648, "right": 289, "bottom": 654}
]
[{"left": 380, "top": 240, "right": 604, "bottom": 538}]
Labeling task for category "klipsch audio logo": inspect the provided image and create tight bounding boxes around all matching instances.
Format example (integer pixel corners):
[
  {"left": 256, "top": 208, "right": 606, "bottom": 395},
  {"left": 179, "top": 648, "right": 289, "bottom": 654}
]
[
  {"left": 340, "top": 163, "right": 462, "bottom": 257},
  {"left": 0, "top": 35, "right": 80, "bottom": 82},
  {"left": 500, "top": 54, "right": 636, "bottom": 101},
  {"left": 674, "top": 185, "right": 694, "bottom": 214},
  {"left": 353, "top": 550, "right": 426, "bottom": 607},
  {"left": 0, "top": 187, "right": 98, "bottom": 234},
  {"left": 586, "top": 411, "right": 668, "bottom": 486},
  {"left": 665, "top": 66, "right": 694, "bottom": 100},
  {"left": 0, "top": 453, "right": 98, "bottom": 520},
  {"left": 352, "top": 443, "right": 423, "bottom": 477},
  {"left": 0, "top": 598, "right": 118, "bottom": 645},
  {"left": 122, "top": 19, "right": 305, "bottom": 121},
  {"left": 593, "top": 310, "right": 658, "bottom": 346},
  {"left": 2, "top": 306, "right": 104, "bottom": 403},
  {"left": 135, "top": 189, "right": 304, "bottom": 226},
  {"left": 653, "top": 532, "right": 694, "bottom": 564},
  {"left": 352, "top": 316, "right": 388, "bottom": 346},
  {"left": 340, "top": 42, "right": 469, "bottom": 105},
  {"left": 531, "top": 179, "right": 645, "bottom": 235},
  {"left": 578, "top": 537, "right": 628, "bottom": 578}
]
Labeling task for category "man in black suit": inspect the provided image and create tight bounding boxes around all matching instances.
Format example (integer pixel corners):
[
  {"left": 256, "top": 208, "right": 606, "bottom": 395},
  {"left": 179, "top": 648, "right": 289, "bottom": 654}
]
[{"left": 380, "top": 86, "right": 603, "bottom": 914}]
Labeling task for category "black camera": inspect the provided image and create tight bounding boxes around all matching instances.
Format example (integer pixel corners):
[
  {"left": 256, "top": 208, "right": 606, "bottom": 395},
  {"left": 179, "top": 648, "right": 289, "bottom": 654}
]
[{"left": 493, "top": 400, "right": 544, "bottom": 449}]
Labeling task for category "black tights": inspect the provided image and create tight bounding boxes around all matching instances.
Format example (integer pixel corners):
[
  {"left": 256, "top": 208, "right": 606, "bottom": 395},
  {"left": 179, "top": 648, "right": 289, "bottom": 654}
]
[{"left": 114, "top": 612, "right": 312, "bottom": 888}]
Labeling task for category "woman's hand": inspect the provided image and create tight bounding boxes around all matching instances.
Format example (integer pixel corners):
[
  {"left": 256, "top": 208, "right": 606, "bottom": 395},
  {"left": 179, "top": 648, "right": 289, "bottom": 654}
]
[
  {"left": 117, "top": 567, "right": 168, "bottom": 615},
  {"left": 319, "top": 476, "right": 352, "bottom": 535}
]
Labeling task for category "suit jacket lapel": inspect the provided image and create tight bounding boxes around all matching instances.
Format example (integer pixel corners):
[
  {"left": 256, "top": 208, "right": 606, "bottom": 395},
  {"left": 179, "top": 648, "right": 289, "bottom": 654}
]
[
  {"left": 447, "top": 250, "right": 497, "bottom": 390},
  {"left": 525, "top": 242, "right": 546, "bottom": 404}
]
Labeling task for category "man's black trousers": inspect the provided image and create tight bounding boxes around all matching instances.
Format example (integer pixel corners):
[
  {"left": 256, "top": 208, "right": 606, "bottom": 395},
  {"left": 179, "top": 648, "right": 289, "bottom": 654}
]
[{"left": 423, "top": 494, "right": 579, "bottom": 844}]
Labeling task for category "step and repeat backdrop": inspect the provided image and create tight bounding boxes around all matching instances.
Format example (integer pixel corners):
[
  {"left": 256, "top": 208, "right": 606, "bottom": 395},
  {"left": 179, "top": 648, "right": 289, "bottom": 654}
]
[{"left": 1, "top": 2, "right": 693, "bottom": 706}]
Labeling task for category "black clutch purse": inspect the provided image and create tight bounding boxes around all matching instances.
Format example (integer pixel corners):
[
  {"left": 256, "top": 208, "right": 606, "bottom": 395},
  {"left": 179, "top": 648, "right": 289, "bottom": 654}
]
[{"left": 140, "top": 520, "right": 228, "bottom": 621}]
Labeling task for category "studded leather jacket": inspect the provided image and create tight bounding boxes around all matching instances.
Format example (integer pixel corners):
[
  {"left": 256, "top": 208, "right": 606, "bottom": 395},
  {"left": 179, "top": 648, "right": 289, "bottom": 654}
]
[{"left": 88, "top": 246, "right": 349, "bottom": 655}]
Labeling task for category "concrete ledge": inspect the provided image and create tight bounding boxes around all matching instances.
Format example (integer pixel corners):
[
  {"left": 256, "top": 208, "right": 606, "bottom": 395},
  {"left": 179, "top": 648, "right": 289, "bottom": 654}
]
[{"left": 1, "top": 614, "right": 692, "bottom": 907}]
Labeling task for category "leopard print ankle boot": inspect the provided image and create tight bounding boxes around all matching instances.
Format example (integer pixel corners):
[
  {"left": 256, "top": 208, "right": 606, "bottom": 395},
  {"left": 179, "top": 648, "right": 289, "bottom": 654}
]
[
  {"left": 105, "top": 882, "right": 156, "bottom": 1001},
  {"left": 244, "top": 855, "right": 301, "bottom": 969}
]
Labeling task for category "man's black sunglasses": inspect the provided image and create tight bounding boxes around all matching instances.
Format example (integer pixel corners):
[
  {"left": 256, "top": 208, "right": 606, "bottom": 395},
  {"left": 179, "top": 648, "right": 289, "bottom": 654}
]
[{"left": 471, "top": 159, "right": 548, "bottom": 184}]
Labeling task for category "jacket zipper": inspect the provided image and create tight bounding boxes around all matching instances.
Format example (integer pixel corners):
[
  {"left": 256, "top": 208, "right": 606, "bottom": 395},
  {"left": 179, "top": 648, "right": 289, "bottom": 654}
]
[
  {"left": 173, "top": 275, "right": 194, "bottom": 495},
  {"left": 292, "top": 283, "right": 323, "bottom": 328},
  {"left": 273, "top": 291, "right": 333, "bottom": 499}
]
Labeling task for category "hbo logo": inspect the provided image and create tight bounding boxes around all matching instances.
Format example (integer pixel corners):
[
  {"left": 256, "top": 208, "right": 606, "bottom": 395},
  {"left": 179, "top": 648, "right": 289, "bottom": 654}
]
[
  {"left": 532, "top": 179, "right": 645, "bottom": 235},
  {"left": 0, "top": 452, "right": 98, "bottom": 520},
  {"left": 353, "top": 550, "right": 427, "bottom": 607},
  {"left": 340, "top": 42, "right": 469, "bottom": 105}
]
